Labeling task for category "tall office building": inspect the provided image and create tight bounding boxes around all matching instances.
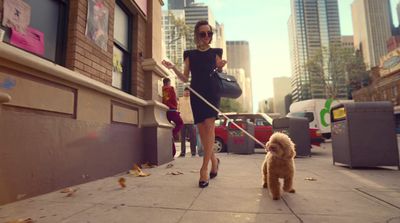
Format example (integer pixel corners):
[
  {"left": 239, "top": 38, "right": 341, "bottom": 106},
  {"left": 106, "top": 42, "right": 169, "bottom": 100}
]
[
  {"left": 184, "top": 3, "right": 216, "bottom": 50},
  {"left": 288, "top": 0, "right": 344, "bottom": 102},
  {"left": 162, "top": 10, "right": 187, "bottom": 96},
  {"left": 168, "top": 0, "right": 194, "bottom": 10},
  {"left": 227, "top": 68, "right": 246, "bottom": 110},
  {"left": 273, "top": 77, "right": 291, "bottom": 116},
  {"left": 215, "top": 22, "right": 227, "bottom": 61},
  {"left": 352, "top": 0, "right": 392, "bottom": 69},
  {"left": 226, "top": 41, "right": 253, "bottom": 112}
]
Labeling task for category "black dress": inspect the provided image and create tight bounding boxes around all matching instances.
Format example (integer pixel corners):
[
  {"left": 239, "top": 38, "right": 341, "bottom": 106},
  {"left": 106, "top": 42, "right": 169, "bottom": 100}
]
[{"left": 184, "top": 48, "right": 223, "bottom": 124}]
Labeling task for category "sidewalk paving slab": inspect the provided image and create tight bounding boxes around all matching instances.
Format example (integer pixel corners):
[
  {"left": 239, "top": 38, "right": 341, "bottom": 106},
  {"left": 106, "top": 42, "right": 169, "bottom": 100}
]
[{"left": 1, "top": 142, "right": 400, "bottom": 223}]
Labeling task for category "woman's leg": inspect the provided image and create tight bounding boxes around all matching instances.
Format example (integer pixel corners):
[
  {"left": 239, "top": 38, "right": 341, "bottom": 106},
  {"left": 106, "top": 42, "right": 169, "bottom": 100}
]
[{"left": 197, "top": 117, "right": 218, "bottom": 182}]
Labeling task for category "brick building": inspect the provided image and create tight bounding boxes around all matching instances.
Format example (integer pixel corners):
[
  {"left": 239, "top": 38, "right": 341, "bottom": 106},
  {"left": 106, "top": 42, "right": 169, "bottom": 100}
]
[
  {"left": 352, "top": 49, "right": 400, "bottom": 108},
  {"left": 0, "top": 0, "right": 172, "bottom": 205}
]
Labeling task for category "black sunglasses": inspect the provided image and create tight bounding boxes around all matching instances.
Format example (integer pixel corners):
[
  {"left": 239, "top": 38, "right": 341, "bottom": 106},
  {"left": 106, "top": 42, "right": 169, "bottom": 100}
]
[{"left": 199, "top": 31, "right": 213, "bottom": 38}]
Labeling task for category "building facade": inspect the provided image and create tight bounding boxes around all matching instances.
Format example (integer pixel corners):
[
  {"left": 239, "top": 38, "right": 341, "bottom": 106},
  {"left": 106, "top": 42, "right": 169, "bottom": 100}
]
[
  {"left": 273, "top": 77, "right": 291, "bottom": 116},
  {"left": 226, "top": 41, "right": 253, "bottom": 112},
  {"left": 341, "top": 35, "right": 354, "bottom": 51},
  {"left": 168, "top": 0, "right": 194, "bottom": 10},
  {"left": 353, "top": 48, "right": 400, "bottom": 106},
  {"left": 215, "top": 22, "right": 227, "bottom": 61},
  {"left": 227, "top": 68, "right": 246, "bottom": 110},
  {"left": 0, "top": 0, "right": 172, "bottom": 205},
  {"left": 288, "top": 0, "right": 344, "bottom": 102},
  {"left": 162, "top": 9, "right": 186, "bottom": 96},
  {"left": 352, "top": 0, "right": 392, "bottom": 69},
  {"left": 184, "top": 3, "right": 216, "bottom": 50}
]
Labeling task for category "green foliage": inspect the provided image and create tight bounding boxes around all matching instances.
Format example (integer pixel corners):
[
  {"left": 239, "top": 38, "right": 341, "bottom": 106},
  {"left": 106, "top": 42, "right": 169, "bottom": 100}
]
[
  {"left": 166, "top": 12, "right": 193, "bottom": 68},
  {"left": 167, "top": 12, "right": 192, "bottom": 47},
  {"left": 306, "top": 45, "right": 368, "bottom": 99},
  {"left": 219, "top": 98, "right": 243, "bottom": 113}
]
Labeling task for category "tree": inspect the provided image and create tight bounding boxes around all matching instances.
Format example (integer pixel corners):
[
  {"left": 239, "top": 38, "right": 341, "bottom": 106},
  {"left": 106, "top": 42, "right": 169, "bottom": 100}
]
[
  {"left": 219, "top": 98, "right": 243, "bottom": 113},
  {"left": 167, "top": 12, "right": 192, "bottom": 46},
  {"left": 166, "top": 12, "right": 193, "bottom": 68},
  {"left": 306, "top": 45, "right": 368, "bottom": 99}
]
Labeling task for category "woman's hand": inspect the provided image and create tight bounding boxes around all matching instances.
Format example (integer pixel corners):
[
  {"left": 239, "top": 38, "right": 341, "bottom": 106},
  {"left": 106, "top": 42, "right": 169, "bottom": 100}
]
[
  {"left": 216, "top": 59, "right": 227, "bottom": 70},
  {"left": 162, "top": 60, "right": 175, "bottom": 69}
]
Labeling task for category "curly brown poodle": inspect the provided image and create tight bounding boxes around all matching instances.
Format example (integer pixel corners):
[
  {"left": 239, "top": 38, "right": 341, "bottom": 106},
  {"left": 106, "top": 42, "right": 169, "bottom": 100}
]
[{"left": 261, "top": 132, "right": 296, "bottom": 200}]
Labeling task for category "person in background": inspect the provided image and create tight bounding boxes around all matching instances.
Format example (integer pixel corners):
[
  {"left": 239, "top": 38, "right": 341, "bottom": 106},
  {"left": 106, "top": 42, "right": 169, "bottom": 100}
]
[
  {"left": 178, "top": 87, "right": 197, "bottom": 157},
  {"left": 195, "top": 125, "right": 204, "bottom": 157},
  {"left": 162, "top": 20, "right": 226, "bottom": 188},
  {"left": 162, "top": 77, "right": 183, "bottom": 157}
]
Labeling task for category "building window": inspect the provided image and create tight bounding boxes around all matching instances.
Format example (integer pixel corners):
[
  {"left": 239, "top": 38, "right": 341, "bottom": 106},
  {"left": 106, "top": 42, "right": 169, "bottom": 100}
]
[
  {"left": 0, "top": 0, "right": 68, "bottom": 65},
  {"left": 112, "top": 1, "right": 131, "bottom": 93},
  {"left": 383, "top": 90, "right": 387, "bottom": 100},
  {"left": 392, "top": 85, "right": 398, "bottom": 98}
]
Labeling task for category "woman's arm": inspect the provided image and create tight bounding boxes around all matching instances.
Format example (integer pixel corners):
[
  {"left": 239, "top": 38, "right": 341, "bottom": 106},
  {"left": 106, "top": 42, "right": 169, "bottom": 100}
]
[
  {"left": 215, "top": 55, "right": 227, "bottom": 72},
  {"left": 162, "top": 59, "right": 190, "bottom": 83}
]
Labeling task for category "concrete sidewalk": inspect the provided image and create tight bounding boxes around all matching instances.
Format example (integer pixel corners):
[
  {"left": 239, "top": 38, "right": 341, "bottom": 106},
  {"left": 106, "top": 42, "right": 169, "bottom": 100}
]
[{"left": 1, "top": 142, "right": 400, "bottom": 223}]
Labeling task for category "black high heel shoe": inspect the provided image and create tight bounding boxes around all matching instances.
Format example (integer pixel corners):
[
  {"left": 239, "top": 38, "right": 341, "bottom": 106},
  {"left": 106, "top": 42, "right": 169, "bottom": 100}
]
[
  {"left": 210, "top": 158, "right": 220, "bottom": 179},
  {"left": 198, "top": 180, "right": 209, "bottom": 188}
]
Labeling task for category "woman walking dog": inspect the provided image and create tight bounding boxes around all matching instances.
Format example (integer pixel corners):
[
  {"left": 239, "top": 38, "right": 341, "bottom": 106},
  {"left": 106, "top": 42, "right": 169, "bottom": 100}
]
[{"left": 162, "top": 20, "right": 226, "bottom": 188}]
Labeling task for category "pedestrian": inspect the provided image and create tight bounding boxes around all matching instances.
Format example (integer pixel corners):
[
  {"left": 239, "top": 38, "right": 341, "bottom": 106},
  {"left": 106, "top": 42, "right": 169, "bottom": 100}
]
[
  {"left": 162, "top": 20, "right": 226, "bottom": 188},
  {"left": 195, "top": 125, "right": 204, "bottom": 157},
  {"left": 162, "top": 77, "right": 183, "bottom": 157},
  {"left": 178, "top": 87, "right": 197, "bottom": 157}
]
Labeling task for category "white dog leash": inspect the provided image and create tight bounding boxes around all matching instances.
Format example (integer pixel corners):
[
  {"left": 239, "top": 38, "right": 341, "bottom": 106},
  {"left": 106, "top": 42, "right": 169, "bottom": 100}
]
[{"left": 186, "top": 85, "right": 267, "bottom": 150}]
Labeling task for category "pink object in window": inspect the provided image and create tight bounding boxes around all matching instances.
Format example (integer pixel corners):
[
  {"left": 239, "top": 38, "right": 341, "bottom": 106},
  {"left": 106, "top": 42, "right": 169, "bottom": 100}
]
[{"left": 10, "top": 27, "right": 44, "bottom": 56}]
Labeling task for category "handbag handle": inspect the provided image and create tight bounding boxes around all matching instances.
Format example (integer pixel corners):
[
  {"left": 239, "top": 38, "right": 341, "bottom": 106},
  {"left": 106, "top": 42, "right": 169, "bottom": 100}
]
[{"left": 209, "top": 67, "right": 220, "bottom": 77}]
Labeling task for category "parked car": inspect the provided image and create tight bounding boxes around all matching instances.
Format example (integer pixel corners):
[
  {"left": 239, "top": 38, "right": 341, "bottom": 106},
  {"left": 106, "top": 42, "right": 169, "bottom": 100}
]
[{"left": 214, "top": 113, "right": 324, "bottom": 152}]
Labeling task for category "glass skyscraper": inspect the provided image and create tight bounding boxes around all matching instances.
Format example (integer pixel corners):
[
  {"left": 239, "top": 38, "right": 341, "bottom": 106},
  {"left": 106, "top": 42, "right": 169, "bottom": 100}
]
[
  {"left": 288, "top": 0, "right": 346, "bottom": 102},
  {"left": 352, "top": 0, "right": 392, "bottom": 69},
  {"left": 168, "top": 0, "right": 194, "bottom": 10}
]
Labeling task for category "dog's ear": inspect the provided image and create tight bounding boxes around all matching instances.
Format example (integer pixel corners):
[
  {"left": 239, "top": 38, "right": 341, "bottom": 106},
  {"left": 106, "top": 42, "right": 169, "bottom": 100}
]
[{"left": 285, "top": 144, "right": 296, "bottom": 159}]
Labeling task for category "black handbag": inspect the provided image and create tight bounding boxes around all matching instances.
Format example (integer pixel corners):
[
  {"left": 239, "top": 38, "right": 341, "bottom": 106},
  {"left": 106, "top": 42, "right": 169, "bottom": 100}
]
[{"left": 210, "top": 68, "right": 242, "bottom": 99}]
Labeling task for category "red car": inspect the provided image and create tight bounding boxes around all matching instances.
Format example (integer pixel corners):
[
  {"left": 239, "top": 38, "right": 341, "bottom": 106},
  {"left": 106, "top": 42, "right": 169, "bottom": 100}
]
[{"left": 214, "top": 113, "right": 323, "bottom": 152}]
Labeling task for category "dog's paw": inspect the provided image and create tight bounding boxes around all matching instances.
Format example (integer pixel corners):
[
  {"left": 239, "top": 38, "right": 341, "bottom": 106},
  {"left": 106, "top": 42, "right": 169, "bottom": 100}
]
[
  {"left": 272, "top": 196, "right": 281, "bottom": 200},
  {"left": 262, "top": 183, "right": 268, "bottom": 188},
  {"left": 284, "top": 188, "right": 296, "bottom": 193}
]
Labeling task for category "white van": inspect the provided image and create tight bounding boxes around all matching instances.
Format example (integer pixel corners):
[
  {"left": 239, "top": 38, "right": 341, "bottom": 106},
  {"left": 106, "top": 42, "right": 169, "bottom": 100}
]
[{"left": 288, "top": 99, "right": 353, "bottom": 139}]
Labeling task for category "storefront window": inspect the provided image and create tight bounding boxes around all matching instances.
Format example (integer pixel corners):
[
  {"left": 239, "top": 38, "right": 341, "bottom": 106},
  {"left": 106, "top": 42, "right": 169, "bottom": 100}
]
[
  {"left": 0, "top": 0, "right": 68, "bottom": 65},
  {"left": 112, "top": 2, "right": 131, "bottom": 93}
]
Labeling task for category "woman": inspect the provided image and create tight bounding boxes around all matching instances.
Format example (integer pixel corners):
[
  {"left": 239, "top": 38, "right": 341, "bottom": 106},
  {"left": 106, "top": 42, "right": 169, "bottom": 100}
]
[{"left": 162, "top": 20, "right": 226, "bottom": 188}]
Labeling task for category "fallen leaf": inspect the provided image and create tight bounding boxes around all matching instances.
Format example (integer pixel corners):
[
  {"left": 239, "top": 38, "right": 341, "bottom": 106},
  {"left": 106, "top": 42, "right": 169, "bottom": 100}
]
[
  {"left": 129, "top": 164, "right": 150, "bottom": 177},
  {"left": 61, "top": 187, "right": 79, "bottom": 197},
  {"left": 167, "top": 171, "right": 183, "bottom": 175},
  {"left": 118, "top": 177, "right": 126, "bottom": 188},
  {"left": 60, "top": 188, "right": 73, "bottom": 193},
  {"left": 304, "top": 177, "right": 317, "bottom": 181},
  {"left": 66, "top": 188, "right": 79, "bottom": 197},
  {"left": 16, "top": 194, "right": 26, "bottom": 200},
  {"left": 141, "top": 162, "right": 157, "bottom": 169},
  {"left": 6, "top": 218, "right": 34, "bottom": 223},
  {"left": 166, "top": 164, "right": 174, "bottom": 168}
]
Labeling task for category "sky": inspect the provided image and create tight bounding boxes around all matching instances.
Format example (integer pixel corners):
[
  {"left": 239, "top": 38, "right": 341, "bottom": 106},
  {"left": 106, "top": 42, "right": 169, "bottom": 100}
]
[{"left": 163, "top": 0, "right": 400, "bottom": 112}]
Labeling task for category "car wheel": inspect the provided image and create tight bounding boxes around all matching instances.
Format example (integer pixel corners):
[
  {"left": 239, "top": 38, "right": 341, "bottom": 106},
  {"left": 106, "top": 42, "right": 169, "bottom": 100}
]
[{"left": 214, "top": 138, "right": 224, "bottom": 153}]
